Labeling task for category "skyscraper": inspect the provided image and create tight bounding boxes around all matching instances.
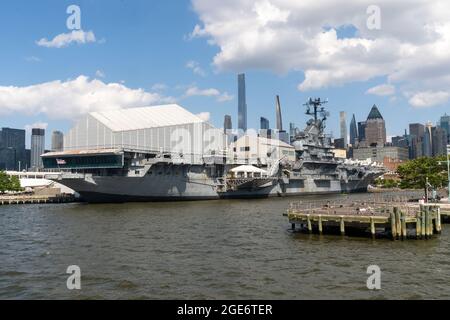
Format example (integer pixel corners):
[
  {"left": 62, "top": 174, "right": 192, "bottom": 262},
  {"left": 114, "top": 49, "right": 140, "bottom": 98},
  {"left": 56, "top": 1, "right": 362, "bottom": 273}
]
[
  {"left": 349, "top": 114, "right": 358, "bottom": 146},
  {"left": 439, "top": 113, "right": 450, "bottom": 144},
  {"left": 409, "top": 123, "right": 425, "bottom": 139},
  {"left": 289, "top": 123, "right": 297, "bottom": 142},
  {"left": 365, "top": 105, "right": 386, "bottom": 147},
  {"left": 51, "top": 131, "right": 64, "bottom": 152},
  {"left": 392, "top": 135, "right": 408, "bottom": 148},
  {"left": 275, "top": 95, "right": 283, "bottom": 131},
  {"left": 432, "top": 126, "right": 447, "bottom": 156},
  {"left": 237, "top": 73, "right": 247, "bottom": 133},
  {"left": 224, "top": 115, "right": 232, "bottom": 134},
  {"left": 423, "top": 122, "right": 433, "bottom": 157},
  {"left": 0, "top": 127, "right": 26, "bottom": 171},
  {"left": 409, "top": 123, "right": 425, "bottom": 159},
  {"left": 224, "top": 115, "right": 235, "bottom": 144},
  {"left": 259, "top": 117, "right": 271, "bottom": 139},
  {"left": 260, "top": 117, "right": 270, "bottom": 130},
  {"left": 31, "top": 128, "right": 45, "bottom": 170},
  {"left": 274, "top": 95, "right": 289, "bottom": 143},
  {"left": 339, "top": 112, "right": 347, "bottom": 146},
  {"left": 358, "top": 121, "right": 367, "bottom": 143}
]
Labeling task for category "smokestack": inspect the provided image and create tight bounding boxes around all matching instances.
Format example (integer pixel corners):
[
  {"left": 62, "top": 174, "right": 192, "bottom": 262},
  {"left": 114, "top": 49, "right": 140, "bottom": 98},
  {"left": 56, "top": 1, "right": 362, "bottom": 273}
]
[{"left": 276, "top": 95, "right": 283, "bottom": 131}]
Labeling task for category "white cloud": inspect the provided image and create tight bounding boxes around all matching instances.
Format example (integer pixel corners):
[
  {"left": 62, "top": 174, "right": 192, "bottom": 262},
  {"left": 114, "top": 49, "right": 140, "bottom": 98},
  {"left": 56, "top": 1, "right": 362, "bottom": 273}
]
[
  {"left": 184, "top": 86, "right": 233, "bottom": 102},
  {"left": 187, "top": 24, "right": 208, "bottom": 40},
  {"left": 217, "top": 92, "right": 234, "bottom": 102},
  {"left": 95, "top": 70, "right": 105, "bottom": 78},
  {"left": 408, "top": 91, "right": 450, "bottom": 108},
  {"left": 191, "top": 0, "right": 450, "bottom": 107},
  {"left": 185, "top": 86, "right": 220, "bottom": 97},
  {"left": 186, "top": 60, "right": 207, "bottom": 77},
  {"left": 36, "top": 30, "right": 96, "bottom": 48},
  {"left": 366, "top": 84, "right": 396, "bottom": 96},
  {"left": 196, "top": 112, "right": 211, "bottom": 121},
  {"left": 151, "top": 83, "right": 168, "bottom": 91},
  {"left": 253, "top": 0, "right": 290, "bottom": 26},
  {"left": 25, "top": 56, "right": 41, "bottom": 63},
  {"left": 0, "top": 76, "right": 176, "bottom": 120}
]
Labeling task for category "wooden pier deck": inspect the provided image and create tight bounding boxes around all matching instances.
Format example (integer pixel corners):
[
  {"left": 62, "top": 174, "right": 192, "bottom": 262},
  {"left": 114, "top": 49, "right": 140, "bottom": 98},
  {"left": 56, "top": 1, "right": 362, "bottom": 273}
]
[
  {"left": 0, "top": 195, "right": 75, "bottom": 205},
  {"left": 287, "top": 201, "right": 443, "bottom": 240}
]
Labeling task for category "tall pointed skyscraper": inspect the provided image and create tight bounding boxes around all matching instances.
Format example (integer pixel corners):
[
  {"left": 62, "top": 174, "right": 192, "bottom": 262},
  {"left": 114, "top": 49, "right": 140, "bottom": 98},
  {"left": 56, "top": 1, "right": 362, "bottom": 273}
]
[
  {"left": 365, "top": 104, "right": 386, "bottom": 146},
  {"left": 349, "top": 114, "right": 358, "bottom": 146},
  {"left": 237, "top": 73, "right": 247, "bottom": 133},
  {"left": 276, "top": 95, "right": 283, "bottom": 131},
  {"left": 274, "top": 95, "right": 289, "bottom": 143}
]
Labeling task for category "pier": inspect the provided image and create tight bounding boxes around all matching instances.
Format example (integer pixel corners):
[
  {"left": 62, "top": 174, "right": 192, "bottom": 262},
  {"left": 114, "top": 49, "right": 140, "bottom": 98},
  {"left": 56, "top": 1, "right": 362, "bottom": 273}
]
[
  {"left": 0, "top": 195, "right": 76, "bottom": 206},
  {"left": 287, "top": 200, "right": 444, "bottom": 240}
]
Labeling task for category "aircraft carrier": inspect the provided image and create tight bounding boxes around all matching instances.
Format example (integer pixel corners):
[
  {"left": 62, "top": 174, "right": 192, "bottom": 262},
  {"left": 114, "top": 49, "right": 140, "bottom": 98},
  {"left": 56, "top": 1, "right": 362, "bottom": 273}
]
[{"left": 43, "top": 98, "right": 384, "bottom": 203}]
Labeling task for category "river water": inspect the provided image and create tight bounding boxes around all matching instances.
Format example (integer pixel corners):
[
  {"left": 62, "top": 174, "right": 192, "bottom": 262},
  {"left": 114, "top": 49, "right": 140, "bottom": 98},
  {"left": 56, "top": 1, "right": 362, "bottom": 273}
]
[{"left": 1, "top": 192, "right": 450, "bottom": 300}]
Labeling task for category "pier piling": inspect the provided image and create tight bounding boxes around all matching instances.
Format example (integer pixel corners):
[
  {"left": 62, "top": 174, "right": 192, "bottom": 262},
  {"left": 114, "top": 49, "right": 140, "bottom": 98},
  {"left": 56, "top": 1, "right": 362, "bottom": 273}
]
[
  {"left": 318, "top": 215, "right": 323, "bottom": 234},
  {"left": 421, "top": 206, "right": 426, "bottom": 239},
  {"left": 394, "top": 207, "right": 401, "bottom": 240},
  {"left": 436, "top": 207, "right": 442, "bottom": 234},
  {"left": 287, "top": 199, "right": 444, "bottom": 240},
  {"left": 416, "top": 211, "right": 422, "bottom": 239},
  {"left": 370, "top": 217, "right": 376, "bottom": 238},
  {"left": 401, "top": 211, "right": 407, "bottom": 240},
  {"left": 340, "top": 216, "right": 345, "bottom": 236},
  {"left": 390, "top": 212, "right": 396, "bottom": 240}
]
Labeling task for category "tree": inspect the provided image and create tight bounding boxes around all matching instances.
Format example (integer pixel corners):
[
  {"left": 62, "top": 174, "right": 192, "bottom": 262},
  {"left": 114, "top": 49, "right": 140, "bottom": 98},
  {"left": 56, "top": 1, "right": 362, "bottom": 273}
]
[
  {"left": 0, "top": 171, "right": 23, "bottom": 193},
  {"left": 9, "top": 175, "right": 22, "bottom": 192},
  {"left": 0, "top": 171, "right": 11, "bottom": 193},
  {"left": 397, "top": 156, "right": 448, "bottom": 193},
  {"left": 375, "top": 178, "right": 399, "bottom": 189}
]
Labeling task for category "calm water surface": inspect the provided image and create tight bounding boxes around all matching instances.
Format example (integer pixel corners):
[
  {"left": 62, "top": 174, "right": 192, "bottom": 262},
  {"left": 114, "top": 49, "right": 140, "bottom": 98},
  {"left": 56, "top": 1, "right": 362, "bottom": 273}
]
[{"left": 1, "top": 192, "right": 450, "bottom": 299}]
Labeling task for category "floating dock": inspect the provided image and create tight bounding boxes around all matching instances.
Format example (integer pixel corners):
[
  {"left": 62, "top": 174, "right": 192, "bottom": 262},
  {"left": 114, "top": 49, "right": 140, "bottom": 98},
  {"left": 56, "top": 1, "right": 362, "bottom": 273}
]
[{"left": 287, "top": 201, "right": 443, "bottom": 240}]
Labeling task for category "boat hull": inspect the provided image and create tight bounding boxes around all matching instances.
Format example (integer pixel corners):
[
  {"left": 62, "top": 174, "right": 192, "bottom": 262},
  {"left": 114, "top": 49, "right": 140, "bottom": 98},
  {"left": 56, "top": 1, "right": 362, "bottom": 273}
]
[{"left": 56, "top": 172, "right": 377, "bottom": 203}]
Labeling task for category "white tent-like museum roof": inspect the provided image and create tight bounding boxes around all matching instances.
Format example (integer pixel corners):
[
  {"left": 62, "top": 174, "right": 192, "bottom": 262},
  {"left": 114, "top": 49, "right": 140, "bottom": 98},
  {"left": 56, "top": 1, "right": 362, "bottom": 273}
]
[{"left": 90, "top": 104, "right": 205, "bottom": 132}]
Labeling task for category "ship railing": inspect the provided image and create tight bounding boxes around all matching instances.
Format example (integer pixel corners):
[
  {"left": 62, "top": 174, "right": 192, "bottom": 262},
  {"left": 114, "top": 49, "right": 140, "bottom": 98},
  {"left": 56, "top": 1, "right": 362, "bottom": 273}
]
[{"left": 64, "top": 144, "right": 228, "bottom": 159}]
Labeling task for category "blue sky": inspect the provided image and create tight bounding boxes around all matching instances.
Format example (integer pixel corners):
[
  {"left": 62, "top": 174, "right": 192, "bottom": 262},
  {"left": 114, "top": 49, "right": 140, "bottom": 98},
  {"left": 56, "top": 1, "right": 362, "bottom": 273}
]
[{"left": 0, "top": 0, "right": 449, "bottom": 148}]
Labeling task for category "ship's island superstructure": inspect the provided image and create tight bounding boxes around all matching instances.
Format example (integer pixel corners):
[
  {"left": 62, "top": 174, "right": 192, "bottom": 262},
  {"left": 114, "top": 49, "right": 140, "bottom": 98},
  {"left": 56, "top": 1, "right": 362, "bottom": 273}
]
[{"left": 43, "top": 99, "right": 384, "bottom": 203}]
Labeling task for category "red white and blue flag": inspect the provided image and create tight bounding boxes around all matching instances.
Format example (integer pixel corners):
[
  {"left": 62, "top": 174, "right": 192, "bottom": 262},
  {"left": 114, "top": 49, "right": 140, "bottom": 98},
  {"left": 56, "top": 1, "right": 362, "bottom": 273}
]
[{"left": 56, "top": 159, "right": 66, "bottom": 165}]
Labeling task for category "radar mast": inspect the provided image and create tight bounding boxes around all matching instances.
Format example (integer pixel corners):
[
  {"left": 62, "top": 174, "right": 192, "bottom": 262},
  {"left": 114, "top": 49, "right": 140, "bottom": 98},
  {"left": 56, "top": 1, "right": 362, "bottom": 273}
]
[{"left": 303, "top": 98, "right": 330, "bottom": 132}]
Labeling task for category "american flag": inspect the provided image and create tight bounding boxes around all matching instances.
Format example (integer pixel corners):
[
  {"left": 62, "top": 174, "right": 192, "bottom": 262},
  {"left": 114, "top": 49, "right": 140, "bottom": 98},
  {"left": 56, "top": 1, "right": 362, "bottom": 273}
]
[{"left": 56, "top": 159, "right": 66, "bottom": 165}]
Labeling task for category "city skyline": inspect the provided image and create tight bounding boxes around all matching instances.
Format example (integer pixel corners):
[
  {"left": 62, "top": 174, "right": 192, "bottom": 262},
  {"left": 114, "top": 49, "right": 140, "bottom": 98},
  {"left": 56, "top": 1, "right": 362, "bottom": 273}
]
[
  {"left": 0, "top": 99, "right": 447, "bottom": 151},
  {"left": 1, "top": 1, "right": 450, "bottom": 150}
]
